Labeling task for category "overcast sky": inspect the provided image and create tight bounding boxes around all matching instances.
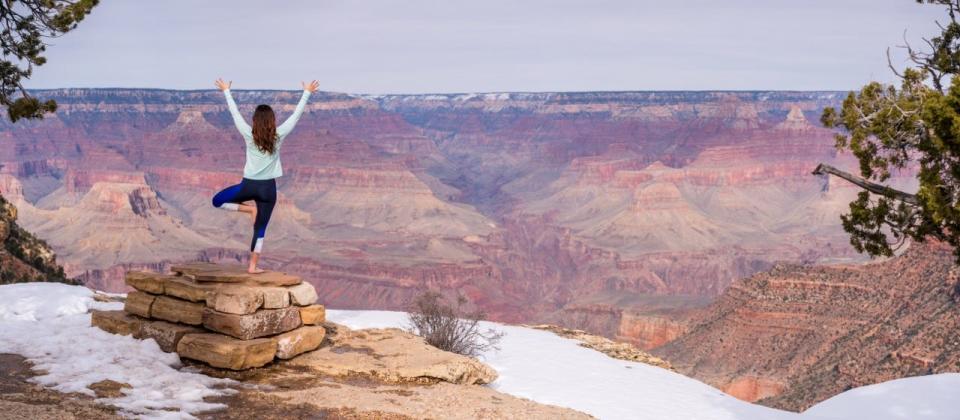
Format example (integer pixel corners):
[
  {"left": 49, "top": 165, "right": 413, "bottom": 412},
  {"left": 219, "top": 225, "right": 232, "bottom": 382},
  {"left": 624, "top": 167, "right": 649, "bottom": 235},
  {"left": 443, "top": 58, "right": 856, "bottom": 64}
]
[{"left": 26, "top": 0, "right": 947, "bottom": 93}]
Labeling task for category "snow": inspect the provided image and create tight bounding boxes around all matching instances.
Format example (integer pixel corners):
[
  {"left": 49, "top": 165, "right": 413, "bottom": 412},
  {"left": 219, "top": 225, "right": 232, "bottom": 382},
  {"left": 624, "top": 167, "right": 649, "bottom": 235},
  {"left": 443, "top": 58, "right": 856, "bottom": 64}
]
[
  {"left": 1, "top": 282, "right": 957, "bottom": 420},
  {"left": 326, "top": 309, "right": 960, "bottom": 420},
  {"left": 327, "top": 309, "right": 792, "bottom": 419},
  {"left": 0, "top": 283, "right": 234, "bottom": 419},
  {"left": 803, "top": 374, "right": 960, "bottom": 419}
]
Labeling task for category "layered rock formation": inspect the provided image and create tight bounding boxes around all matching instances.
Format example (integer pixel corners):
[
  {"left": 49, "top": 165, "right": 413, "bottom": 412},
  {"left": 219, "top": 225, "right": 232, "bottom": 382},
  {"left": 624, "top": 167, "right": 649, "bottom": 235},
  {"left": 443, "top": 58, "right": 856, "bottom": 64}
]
[
  {"left": 0, "top": 88, "right": 905, "bottom": 344},
  {"left": 93, "top": 263, "right": 327, "bottom": 370},
  {"left": 0, "top": 192, "right": 68, "bottom": 284},
  {"left": 526, "top": 324, "right": 673, "bottom": 370},
  {"left": 655, "top": 240, "right": 960, "bottom": 411}
]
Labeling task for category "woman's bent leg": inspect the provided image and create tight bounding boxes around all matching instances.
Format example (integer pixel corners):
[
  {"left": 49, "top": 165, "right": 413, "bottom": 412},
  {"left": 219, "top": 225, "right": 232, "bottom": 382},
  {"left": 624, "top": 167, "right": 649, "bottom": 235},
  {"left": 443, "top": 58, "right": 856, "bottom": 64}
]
[{"left": 212, "top": 183, "right": 246, "bottom": 210}]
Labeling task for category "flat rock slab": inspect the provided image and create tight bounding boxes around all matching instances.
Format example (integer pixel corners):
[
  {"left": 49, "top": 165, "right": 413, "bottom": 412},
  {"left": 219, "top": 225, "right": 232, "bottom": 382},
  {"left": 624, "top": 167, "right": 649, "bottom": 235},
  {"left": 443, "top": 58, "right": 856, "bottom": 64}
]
[
  {"left": 202, "top": 307, "right": 301, "bottom": 340},
  {"left": 91, "top": 310, "right": 142, "bottom": 336},
  {"left": 299, "top": 305, "right": 326, "bottom": 325},
  {"left": 135, "top": 319, "right": 204, "bottom": 353},
  {"left": 151, "top": 296, "right": 204, "bottom": 325},
  {"left": 288, "top": 325, "right": 498, "bottom": 385},
  {"left": 275, "top": 325, "right": 326, "bottom": 359},
  {"left": 206, "top": 286, "right": 264, "bottom": 315},
  {"left": 177, "top": 333, "right": 277, "bottom": 370},
  {"left": 170, "top": 262, "right": 221, "bottom": 276},
  {"left": 125, "top": 271, "right": 167, "bottom": 294},
  {"left": 123, "top": 291, "right": 156, "bottom": 318},
  {"left": 172, "top": 262, "right": 301, "bottom": 286}
]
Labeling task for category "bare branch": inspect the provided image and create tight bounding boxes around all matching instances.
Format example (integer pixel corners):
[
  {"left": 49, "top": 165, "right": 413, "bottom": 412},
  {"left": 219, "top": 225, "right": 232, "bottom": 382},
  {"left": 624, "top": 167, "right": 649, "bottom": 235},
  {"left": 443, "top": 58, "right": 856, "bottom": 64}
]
[{"left": 813, "top": 163, "right": 919, "bottom": 205}]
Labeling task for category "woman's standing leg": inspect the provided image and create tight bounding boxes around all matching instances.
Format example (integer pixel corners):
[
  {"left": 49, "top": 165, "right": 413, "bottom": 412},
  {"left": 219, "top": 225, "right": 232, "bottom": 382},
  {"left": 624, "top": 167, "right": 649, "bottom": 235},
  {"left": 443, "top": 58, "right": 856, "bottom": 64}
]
[{"left": 247, "top": 179, "right": 277, "bottom": 273}]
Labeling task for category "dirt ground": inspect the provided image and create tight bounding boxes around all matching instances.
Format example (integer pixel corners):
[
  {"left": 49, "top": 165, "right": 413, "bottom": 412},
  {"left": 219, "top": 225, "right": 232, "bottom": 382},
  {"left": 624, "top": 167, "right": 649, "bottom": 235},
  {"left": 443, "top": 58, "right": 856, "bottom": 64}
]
[{"left": 0, "top": 353, "right": 121, "bottom": 420}]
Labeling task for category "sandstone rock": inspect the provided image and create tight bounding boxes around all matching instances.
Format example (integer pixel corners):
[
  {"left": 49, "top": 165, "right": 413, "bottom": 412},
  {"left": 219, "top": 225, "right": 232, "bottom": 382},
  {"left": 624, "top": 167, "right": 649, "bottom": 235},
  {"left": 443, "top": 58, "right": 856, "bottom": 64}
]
[
  {"left": 261, "top": 287, "right": 290, "bottom": 309},
  {"left": 170, "top": 262, "right": 220, "bottom": 277},
  {"left": 124, "top": 271, "right": 166, "bottom": 294},
  {"left": 173, "top": 263, "right": 249, "bottom": 283},
  {"left": 275, "top": 325, "right": 325, "bottom": 359},
  {"left": 288, "top": 326, "right": 498, "bottom": 385},
  {"left": 91, "top": 310, "right": 142, "bottom": 336},
  {"left": 163, "top": 277, "right": 214, "bottom": 302},
  {"left": 88, "top": 379, "right": 131, "bottom": 399},
  {"left": 123, "top": 291, "right": 156, "bottom": 318},
  {"left": 287, "top": 282, "right": 318, "bottom": 306},
  {"left": 267, "top": 380, "right": 590, "bottom": 420},
  {"left": 248, "top": 271, "right": 302, "bottom": 287},
  {"left": 202, "top": 307, "right": 301, "bottom": 340},
  {"left": 722, "top": 376, "right": 786, "bottom": 402},
  {"left": 190, "top": 268, "right": 251, "bottom": 283},
  {"left": 206, "top": 286, "right": 263, "bottom": 315},
  {"left": 135, "top": 319, "right": 204, "bottom": 353},
  {"left": 527, "top": 324, "right": 673, "bottom": 370},
  {"left": 299, "top": 305, "right": 326, "bottom": 325},
  {"left": 92, "top": 292, "right": 124, "bottom": 303},
  {"left": 176, "top": 333, "right": 277, "bottom": 370},
  {"left": 173, "top": 262, "right": 301, "bottom": 286},
  {"left": 151, "top": 296, "right": 204, "bottom": 325}
]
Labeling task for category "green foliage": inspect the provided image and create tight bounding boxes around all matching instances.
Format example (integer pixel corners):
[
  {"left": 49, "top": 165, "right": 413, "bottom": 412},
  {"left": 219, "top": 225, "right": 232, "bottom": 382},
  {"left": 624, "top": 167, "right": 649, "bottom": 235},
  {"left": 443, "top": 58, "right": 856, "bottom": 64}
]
[
  {"left": 822, "top": 1, "right": 960, "bottom": 262},
  {"left": 0, "top": 0, "right": 98, "bottom": 122},
  {"left": 0, "top": 193, "right": 71, "bottom": 284}
]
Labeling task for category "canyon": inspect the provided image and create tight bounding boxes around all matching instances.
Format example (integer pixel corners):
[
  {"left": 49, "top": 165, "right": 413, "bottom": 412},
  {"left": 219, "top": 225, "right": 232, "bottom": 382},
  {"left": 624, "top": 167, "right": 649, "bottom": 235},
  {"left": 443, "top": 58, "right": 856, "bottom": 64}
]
[
  {"left": 656, "top": 240, "right": 960, "bottom": 411},
  {"left": 0, "top": 88, "right": 912, "bottom": 345}
]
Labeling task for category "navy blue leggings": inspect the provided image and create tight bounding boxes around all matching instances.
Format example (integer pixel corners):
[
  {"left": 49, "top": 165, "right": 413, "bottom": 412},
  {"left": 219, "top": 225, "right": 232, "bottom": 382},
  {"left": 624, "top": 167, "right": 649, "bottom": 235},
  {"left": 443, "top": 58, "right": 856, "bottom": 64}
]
[{"left": 212, "top": 178, "right": 276, "bottom": 253}]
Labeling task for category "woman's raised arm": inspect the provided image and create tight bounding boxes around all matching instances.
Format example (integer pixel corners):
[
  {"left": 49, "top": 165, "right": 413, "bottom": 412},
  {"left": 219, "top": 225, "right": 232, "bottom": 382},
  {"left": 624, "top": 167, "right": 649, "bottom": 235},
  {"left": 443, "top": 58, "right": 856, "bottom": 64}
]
[
  {"left": 277, "top": 80, "right": 319, "bottom": 140},
  {"left": 216, "top": 78, "right": 252, "bottom": 137}
]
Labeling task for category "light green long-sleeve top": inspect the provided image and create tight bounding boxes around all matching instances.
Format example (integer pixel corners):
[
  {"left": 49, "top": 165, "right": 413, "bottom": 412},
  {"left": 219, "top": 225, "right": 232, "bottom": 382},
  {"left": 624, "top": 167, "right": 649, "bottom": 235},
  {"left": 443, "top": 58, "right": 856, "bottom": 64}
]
[{"left": 224, "top": 89, "right": 312, "bottom": 180}]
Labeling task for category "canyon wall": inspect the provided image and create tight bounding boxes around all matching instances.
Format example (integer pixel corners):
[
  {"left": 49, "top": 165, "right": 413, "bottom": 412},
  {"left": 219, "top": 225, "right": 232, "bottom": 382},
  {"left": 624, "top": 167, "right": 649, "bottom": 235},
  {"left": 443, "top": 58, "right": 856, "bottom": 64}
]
[
  {"left": 655, "top": 240, "right": 960, "bottom": 411},
  {"left": 0, "top": 88, "right": 902, "bottom": 342}
]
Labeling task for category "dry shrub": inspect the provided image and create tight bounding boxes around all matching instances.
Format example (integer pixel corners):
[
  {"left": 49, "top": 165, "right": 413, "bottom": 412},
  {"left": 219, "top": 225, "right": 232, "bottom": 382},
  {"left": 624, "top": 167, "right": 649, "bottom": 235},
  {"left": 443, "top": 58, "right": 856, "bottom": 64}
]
[{"left": 406, "top": 291, "right": 504, "bottom": 357}]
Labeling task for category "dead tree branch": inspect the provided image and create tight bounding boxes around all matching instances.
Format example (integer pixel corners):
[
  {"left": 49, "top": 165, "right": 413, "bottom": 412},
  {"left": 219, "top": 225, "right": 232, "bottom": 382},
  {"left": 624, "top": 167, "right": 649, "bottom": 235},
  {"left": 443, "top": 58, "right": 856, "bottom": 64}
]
[{"left": 813, "top": 163, "right": 919, "bottom": 205}]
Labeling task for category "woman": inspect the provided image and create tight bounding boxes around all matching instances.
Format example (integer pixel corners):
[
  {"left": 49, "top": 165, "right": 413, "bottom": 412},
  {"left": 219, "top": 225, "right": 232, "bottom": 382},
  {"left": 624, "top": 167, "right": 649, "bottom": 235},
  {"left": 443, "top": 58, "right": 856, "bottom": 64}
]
[{"left": 211, "top": 78, "right": 320, "bottom": 273}]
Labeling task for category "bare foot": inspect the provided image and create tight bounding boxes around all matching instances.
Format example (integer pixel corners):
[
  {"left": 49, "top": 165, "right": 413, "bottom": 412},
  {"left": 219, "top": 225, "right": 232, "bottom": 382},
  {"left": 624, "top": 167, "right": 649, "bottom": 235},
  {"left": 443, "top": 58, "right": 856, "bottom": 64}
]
[{"left": 248, "top": 267, "right": 265, "bottom": 274}]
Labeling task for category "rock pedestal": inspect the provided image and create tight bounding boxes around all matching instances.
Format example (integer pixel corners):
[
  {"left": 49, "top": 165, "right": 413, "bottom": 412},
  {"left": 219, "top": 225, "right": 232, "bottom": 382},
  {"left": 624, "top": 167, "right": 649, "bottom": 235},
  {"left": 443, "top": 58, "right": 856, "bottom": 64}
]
[{"left": 91, "top": 262, "right": 327, "bottom": 370}]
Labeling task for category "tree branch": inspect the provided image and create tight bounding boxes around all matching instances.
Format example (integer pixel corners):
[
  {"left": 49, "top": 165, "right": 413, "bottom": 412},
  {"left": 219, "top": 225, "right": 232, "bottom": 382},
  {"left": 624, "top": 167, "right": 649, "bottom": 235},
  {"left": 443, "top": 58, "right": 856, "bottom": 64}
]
[{"left": 813, "top": 163, "right": 919, "bottom": 205}]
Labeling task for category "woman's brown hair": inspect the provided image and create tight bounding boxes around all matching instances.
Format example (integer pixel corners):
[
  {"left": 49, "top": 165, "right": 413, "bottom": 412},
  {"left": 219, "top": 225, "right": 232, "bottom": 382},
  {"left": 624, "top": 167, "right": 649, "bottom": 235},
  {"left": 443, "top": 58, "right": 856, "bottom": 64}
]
[{"left": 252, "top": 104, "right": 277, "bottom": 154}]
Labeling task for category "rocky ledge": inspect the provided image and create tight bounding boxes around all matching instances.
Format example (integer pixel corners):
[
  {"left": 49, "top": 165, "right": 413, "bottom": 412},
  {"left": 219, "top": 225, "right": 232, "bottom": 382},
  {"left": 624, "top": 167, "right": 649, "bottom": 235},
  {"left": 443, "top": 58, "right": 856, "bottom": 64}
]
[
  {"left": 526, "top": 324, "right": 673, "bottom": 370},
  {"left": 90, "top": 262, "right": 589, "bottom": 418},
  {"left": 196, "top": 323, "right": 590, "bottom": 419}
]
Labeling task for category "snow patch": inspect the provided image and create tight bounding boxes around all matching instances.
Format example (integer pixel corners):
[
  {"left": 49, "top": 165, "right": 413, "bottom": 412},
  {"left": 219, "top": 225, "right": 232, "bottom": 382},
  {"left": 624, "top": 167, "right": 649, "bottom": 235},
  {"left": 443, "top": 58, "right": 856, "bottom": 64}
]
[
  {"left": 0, "top": 283, "right": 235, "bottom": 419},
  {"left": 803, "top": 373, "right": 960, "bottom": 419}
]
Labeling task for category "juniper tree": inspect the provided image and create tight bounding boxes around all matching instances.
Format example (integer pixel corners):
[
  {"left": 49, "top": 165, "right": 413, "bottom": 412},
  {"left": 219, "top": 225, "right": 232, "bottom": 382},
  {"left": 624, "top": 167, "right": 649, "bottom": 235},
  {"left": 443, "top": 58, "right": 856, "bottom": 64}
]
[
  {"left": 819, "top": 0, "right": 960, "bottom": 262},
  {"left": 0, "top": 0, "right": 97, "bottom": 122}
]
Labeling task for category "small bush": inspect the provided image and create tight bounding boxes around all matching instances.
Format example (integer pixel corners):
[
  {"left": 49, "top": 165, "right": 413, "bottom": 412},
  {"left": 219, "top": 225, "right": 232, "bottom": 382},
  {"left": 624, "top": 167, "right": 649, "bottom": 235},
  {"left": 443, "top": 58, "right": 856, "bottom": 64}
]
[{"left": 407, "top": 291, "right": 504, "bottom": 357}]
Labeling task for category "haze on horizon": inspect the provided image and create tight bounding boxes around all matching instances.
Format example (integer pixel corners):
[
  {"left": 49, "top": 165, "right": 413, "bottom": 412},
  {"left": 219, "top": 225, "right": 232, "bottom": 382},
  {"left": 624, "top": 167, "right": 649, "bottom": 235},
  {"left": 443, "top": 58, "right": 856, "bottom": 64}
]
[{"left": 28, "top": 0, "right": 945, "bottom": 94}]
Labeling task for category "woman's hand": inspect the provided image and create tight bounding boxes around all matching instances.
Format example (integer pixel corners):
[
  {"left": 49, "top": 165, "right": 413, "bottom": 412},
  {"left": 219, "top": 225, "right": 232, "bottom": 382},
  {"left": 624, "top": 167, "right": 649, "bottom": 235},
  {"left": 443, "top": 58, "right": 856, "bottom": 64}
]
[
  {"left": 215, "top": 78, "right": 232, "bottom": 91},
  {"left": 302, "top": 80, "right": 320, "bottom": 93}
]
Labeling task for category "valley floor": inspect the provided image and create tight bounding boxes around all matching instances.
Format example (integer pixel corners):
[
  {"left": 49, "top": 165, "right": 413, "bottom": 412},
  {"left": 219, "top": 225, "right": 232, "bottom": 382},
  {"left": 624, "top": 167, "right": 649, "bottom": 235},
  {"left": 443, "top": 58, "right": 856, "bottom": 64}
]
[{"left": 0, "top": 282, "right": 956, "bottom": 420}]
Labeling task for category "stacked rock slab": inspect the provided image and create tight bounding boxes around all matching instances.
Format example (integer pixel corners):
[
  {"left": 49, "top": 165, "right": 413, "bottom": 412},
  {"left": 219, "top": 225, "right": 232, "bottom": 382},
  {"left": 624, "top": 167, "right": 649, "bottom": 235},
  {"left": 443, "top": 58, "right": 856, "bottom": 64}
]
[{"left": 91, "top": 262, "right": 327, "bottom": 370}]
